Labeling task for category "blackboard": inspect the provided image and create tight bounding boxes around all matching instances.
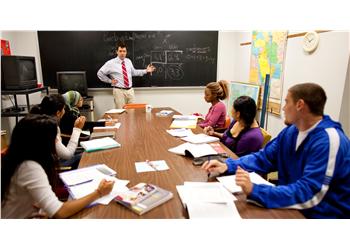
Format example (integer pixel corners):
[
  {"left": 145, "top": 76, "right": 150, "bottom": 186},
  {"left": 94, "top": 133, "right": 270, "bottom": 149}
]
[{"left": 38, "top": 31, "right": 218, "bottom": 88}]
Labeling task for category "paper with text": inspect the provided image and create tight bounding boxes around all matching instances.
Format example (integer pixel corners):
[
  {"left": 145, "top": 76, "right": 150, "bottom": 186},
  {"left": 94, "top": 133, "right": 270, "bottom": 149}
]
[{"left": 217, "top": 172, "right": 275, "bottom": 193}]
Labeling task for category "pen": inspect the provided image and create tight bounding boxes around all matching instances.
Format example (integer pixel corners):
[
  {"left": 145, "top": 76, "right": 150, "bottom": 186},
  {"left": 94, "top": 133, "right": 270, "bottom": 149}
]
[
  {"left": 207, "top": 156, "right": 211, "bottom": 178},
  {"left": 146, "top": 160, "right": 158, "bottom": 171},
  {"left": 68, "top": 179, "right": 93, "bottom": 187}
]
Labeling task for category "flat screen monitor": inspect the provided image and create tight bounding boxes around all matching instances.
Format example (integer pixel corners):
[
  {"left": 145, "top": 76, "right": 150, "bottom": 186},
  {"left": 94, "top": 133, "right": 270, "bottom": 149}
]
[
  {"left": 1, "top": 55, "right": 38, "bottom": 90},
  {"left": 56, "top": 71, "right": 88, "bottom": 97}
]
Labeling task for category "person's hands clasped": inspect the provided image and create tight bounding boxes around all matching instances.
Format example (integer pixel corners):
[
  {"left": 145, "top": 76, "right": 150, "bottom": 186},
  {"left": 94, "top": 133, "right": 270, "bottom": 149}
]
[
  {"left": 74, "top": 116, "right": 86, "bottom": 129},
  {"left": 96, "top": 179, "right": 115, "bottom": 197},
  {"left": 201, "top": 159, "right": 228, "bottom": 175},
  {"left": 111, "top": 79, "right": 118, "bottom": 85},
  {"left": 235, "top": 166, "right": 253, "bottom": 195},
  {"left": 203, "top": 126, "right": 214, "bottom": 136}
]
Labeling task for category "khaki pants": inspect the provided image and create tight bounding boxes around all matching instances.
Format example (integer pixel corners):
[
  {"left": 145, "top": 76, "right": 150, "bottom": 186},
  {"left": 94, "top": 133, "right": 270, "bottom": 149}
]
[{"left": 113, "top": 88, "right": 135, "bottom": 109}]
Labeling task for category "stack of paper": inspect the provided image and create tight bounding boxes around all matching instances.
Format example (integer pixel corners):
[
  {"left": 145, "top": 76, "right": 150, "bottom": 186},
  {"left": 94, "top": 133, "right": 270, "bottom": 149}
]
[
  {"left": 217, "top": 172, "right": 275, "bottom": 193},
  {"left": 181, "top": 133, "right": 219, "bottom": 144},
  {"left": 80, "top": 137, "right": 121, "bottom": 152},
  {"left": 166, "top": 128, "right": 194, "bottom": 137},
  {"left": 176, "top": 182, "right": 240, "bottom": 219},
  {"left": 105, "top": 108, "right": 126, "bottom": 114},
  {"left": 168, "top": 142, "right": 218, "bottom": 158},
  {"left": 59, "top": 164, "right": 129, "bottom": 206}
]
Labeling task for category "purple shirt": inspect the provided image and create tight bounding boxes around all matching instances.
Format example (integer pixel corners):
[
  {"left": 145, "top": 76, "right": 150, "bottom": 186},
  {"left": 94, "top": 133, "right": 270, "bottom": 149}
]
[
  {"left": 221, "top": 120, "right": 264, "bottom": 157},
  {"left": 199, "top": 101, "right": 227, "bottom": 128}
]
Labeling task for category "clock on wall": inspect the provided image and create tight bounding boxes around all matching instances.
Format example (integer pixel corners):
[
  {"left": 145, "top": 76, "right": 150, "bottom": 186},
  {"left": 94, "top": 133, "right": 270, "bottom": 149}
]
[{"left": 303, "top": 31, "right": 320, "bottom": 53}]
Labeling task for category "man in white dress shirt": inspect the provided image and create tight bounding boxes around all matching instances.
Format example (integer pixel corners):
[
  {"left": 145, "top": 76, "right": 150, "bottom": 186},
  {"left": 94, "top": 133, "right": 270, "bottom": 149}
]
[{"left": 97, "top": 41, "right": 156, "bottom": 108}]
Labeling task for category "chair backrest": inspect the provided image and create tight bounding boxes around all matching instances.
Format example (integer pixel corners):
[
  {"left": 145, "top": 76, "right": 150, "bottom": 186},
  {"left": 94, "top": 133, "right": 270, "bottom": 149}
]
[
  {"left": 214, "top": 116, "right": 231, "bottom": 132},
  {"left": 260, "top": 127, "right": 272, "bottom": 147},
  {"left": 123, "top": 103, "right": 147, "bottom": 109}
]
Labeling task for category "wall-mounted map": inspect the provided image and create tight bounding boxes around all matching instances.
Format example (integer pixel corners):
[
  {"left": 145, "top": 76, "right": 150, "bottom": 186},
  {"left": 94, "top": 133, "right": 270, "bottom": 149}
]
[{"left": 249, "top": 31, "right": 288, "bottom": 115}]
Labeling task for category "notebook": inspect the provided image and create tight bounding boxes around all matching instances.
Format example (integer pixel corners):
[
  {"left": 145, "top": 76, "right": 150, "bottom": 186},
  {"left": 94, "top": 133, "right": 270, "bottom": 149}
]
[{"left": 80, "top": 137, "right": 121, "bottom": 152}]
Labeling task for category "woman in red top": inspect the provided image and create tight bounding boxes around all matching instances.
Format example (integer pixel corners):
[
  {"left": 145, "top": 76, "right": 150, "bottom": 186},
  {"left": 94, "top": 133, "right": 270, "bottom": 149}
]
[{"left": 198, "top": 80, "right": 228, "bottom": 128}]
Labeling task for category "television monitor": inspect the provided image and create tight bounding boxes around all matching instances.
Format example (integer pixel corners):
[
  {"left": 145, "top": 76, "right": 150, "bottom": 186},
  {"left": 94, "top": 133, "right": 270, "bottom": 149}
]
[
  {"left": 1, "top": 55, "right": 38, "bottom": 90},
  {"left": 56, "top": 71, "right": 88, "bottom": 97}
]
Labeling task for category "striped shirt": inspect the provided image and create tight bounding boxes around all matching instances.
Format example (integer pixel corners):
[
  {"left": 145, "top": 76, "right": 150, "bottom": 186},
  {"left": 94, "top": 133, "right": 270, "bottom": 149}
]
[{"left": 97, "top": 57, "right": 147, "bottom": 88}]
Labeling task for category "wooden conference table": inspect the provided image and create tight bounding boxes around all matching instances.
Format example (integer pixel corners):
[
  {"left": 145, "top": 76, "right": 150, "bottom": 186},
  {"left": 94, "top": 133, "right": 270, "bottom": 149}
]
[{"left": 72, "top": 107, "right": 304, "bottom": 219}]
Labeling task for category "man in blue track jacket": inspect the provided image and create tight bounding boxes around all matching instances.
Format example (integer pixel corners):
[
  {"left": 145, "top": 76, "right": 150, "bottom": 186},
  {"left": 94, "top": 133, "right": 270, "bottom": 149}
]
[{"left": 202, "top": 83, "right": 350, "bottom": 218}]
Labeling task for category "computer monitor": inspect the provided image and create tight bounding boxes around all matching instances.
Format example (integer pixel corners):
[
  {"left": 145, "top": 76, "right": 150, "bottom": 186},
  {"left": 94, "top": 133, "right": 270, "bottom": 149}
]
[
  {"left": 56, "top": 71, "right": 88, "bottom": 97},
  {"left": 1, "top": 55, "right": 38, "bottom": 90}
]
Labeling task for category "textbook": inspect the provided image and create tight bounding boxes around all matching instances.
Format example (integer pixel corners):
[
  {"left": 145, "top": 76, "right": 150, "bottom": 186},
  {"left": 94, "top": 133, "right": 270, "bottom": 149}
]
[
  {"left": 168, "top": 142, "right": 218, "bottom": 158},
  {"left": 80, "top": 137, "right": 121, "bottom": 152},
  {"left": 181, "top": 133, "right": 219, "bottom": 144},
  {"left": 114, "top": 183, "right": 173, "bottom": 215}
]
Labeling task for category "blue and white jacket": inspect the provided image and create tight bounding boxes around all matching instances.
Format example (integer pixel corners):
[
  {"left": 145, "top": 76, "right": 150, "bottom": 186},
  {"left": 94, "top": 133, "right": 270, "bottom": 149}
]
[{"left": 225, "top": 115, "right": 350, "bottom": 218}]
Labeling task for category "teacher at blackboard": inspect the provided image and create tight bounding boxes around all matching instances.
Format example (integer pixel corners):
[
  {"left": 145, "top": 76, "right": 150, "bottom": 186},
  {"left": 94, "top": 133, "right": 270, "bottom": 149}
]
[{"left": 97, "top": 41, "right": 156, "bottom": 108}]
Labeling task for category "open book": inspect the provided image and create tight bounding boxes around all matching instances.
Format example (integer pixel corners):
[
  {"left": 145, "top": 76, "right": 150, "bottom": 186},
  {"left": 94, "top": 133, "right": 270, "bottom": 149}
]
[
  {"left": 168, "top": 142, "right": 218, "bottom": 158},
  {"left": 115, "top": 183, "right": 173, "bottom": 215},
  {"left": 181, "top": 133, "right": 219, "bottom": 144},
  {"left": 80, "top": 137, "right": 121, "bottom": 152}
]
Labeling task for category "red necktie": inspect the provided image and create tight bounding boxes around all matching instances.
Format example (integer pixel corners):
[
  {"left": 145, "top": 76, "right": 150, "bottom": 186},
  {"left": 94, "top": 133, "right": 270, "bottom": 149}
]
[{"left": 121, "top": 61, "right": 129, "bottom": 88}]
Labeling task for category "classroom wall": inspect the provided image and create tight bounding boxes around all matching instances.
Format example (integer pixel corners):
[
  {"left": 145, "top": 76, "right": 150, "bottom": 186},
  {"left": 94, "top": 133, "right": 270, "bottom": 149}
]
[
  {"left": 232, "top": 31, "right": 350, "bottom": 138},
  {"left": 1, "top": 30, "right": 349, "bottom": 139},
  {"left": 1, "top": 31, "right": 45, "bottom": 138}
]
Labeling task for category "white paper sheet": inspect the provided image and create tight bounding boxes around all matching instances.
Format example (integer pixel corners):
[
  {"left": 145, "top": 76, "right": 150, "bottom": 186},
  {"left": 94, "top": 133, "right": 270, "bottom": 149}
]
[
  {"left": 217, "top": 172, "right": 275, "bottom": 193},
  {"left": 135, "top": 160, "right": 170, "bottom": 173}
]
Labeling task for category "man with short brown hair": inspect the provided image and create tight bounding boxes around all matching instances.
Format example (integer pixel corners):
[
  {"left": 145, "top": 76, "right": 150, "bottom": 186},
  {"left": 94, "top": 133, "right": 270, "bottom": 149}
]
[
  {"left": 97, "top": 41, "right": 155, "bottom": 108},
  {"left": 202, "top": 83, "right": 350, "bottom": 218}
]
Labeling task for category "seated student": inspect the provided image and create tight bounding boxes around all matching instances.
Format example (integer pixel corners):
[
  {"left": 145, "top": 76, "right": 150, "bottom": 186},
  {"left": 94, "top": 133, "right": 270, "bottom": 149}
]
[
  {"left": 60, "top": 90, "right": 84, "bottom": 135},
  {"left": 30, "top": 94, "right": 86, "bottom": 169},
  {"left": 198, "top": 80, "right": 228, "bottom": 129},
  {"left": 1, "top": 114, "right": 114, "bottom": 218},
  {"left": 202, "top": 83, "right": 350, "bottom": 218},
  {"left": 203, "top": 96, "right": 263, "bottom": 157}
]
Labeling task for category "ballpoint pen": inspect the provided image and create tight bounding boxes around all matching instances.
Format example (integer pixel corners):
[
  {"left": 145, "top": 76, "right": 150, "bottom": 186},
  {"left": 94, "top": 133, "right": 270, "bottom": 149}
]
[
  {"left": 146, "top": 160, "right": 158, "bottom": 171},
  {"left": 207, "top": 156, "right": 211, "bottom": 178},
  {"left": 68, "top": 179, "right": 93, "bottom": 187}
]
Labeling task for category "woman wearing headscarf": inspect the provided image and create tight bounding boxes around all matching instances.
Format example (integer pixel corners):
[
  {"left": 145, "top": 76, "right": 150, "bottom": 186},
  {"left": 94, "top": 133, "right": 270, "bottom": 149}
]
[{"left": 60, "top": 90, "right": 84, "bottom": 137}]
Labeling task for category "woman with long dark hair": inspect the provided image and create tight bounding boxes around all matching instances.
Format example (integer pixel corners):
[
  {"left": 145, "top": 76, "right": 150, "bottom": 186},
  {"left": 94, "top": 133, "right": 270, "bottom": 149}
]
[
  {"left": 204, "top": 96, "right": 263, "bottom": 156},
  {"left": 30, "top": 94, "right": 86, "bottom": 168},
  {"left": 1, "top": 114, "right": 114, "bottom": 218}
]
